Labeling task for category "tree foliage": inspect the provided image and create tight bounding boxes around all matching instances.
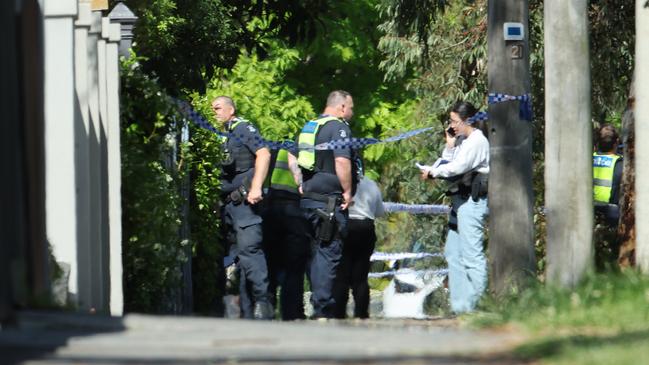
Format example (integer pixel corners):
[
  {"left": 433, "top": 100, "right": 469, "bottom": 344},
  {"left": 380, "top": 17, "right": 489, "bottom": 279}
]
[
  {"left": 119, "top": 0, "right": 638, "bottom": 312},
  {"left": 120, "top": 56, "right": 188, "bottom": 312},
  {"left": 375, "top": 0, "right": 635, "bottom": 274}
]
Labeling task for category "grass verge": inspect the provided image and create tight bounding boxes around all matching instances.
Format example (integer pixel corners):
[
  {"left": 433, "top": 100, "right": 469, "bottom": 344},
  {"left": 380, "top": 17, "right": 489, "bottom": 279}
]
[{"left": 470, "top": 270, "right": 649, "bottom": 365}]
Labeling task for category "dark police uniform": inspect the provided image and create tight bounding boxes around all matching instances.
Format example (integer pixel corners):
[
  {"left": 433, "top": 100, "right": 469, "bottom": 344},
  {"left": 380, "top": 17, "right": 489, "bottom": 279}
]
[
  {"left": 220, "top": 117, "right": 272, "bottom": 319},
  {"left": 262, "top": 148, "right": 311, "bottom": 320},
  {"left": 297, "top": 115, "right": 355, "bottom": 319}
]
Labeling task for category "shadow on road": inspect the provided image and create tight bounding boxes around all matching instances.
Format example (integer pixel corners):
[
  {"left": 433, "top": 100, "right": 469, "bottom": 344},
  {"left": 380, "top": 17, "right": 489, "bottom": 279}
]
[{"left": 0, "top": 311, "right": 126, "bottom": 365}]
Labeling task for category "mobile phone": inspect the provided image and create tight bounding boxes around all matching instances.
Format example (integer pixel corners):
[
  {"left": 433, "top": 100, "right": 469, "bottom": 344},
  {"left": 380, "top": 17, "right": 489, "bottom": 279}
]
[{"left": 446, "top": 127, "right": 456, "bottom": 137}]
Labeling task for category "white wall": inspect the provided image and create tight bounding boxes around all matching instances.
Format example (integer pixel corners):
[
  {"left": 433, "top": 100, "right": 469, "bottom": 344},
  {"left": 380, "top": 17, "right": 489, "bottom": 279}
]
[
  {"left": 42, "top": 0, "right": 124, "bottom": 314},
  {"left": 44, "top": 0, "right": 79, "bottom": 303}
]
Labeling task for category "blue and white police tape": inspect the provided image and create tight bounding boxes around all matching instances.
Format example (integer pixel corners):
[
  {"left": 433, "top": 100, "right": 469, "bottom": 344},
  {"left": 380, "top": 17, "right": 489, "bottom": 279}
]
[
  {"left": 382, "top": 202, "right": 450, "bottom": 215},
  {"left": 175, "top": 99, "right": 437, "bottom": 151},
  {"left": 368, "top": 268, "right": 448, "bottom": 279},
  {"left": 370, "top": 252, "right": 444, "bottom": 262},
  {"left": 488, "top": 92, "right": 533, "bottom": 121},
  {"left": 314, "top": 127, "right": 434, "bottom": 150},
  {"left": 467, "top": 111, "right": 489, "bottom": 124}
]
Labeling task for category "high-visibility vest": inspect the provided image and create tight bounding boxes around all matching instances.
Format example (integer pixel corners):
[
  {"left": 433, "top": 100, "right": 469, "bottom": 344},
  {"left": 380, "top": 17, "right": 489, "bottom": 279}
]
[
  {"left": 593, "top": 152, "right": 621, "bottom": 203},
  {"left": 297, "top": 116, "right": 340, "bottom": 171},
  {"left": 270, "top": 149, "right": 298, "bottom": 194}
]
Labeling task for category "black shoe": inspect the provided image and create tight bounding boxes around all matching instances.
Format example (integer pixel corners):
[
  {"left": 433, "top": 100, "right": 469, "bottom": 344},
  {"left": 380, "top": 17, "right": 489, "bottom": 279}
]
[{"left": 253, "top": 301, "right": 274, "bottom": 320}]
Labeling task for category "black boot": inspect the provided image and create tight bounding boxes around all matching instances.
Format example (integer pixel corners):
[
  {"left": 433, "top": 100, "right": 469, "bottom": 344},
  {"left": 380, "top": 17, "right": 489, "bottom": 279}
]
[{"left": 253, "top": 301, "right": 274, "bottom": 320}]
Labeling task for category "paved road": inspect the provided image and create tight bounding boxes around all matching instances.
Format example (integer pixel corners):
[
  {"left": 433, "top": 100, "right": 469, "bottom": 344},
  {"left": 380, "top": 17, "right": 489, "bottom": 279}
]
[{"left": 0, "top": 312, "right": 528, "bottom": 365}]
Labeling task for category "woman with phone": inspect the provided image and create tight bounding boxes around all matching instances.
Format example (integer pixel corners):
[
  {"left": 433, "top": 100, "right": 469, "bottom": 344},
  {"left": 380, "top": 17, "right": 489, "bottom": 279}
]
[{"left": 419, "top": 101, "right": 489, "bottom": 314}]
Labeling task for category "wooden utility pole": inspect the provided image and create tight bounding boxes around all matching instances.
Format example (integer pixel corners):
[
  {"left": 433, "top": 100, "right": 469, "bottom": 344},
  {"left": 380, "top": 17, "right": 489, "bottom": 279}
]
[
  {"left": 544, "top": 0, "right": 593, "bottom": 287},
  {"left": 635, "top": 0, "right": 649, "bottom": 272},
  {"left": 487, "top": 0, "right": 536, "bottom": 294}
]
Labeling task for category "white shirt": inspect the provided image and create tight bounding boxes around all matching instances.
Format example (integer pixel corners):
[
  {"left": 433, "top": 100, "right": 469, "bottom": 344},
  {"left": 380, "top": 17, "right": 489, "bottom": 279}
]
[
  {"left": 349, "top": 177, "right": 385, "bottom": 220},
  {"left": 431, "top": 129, "right": 489, "bottom": 178}
]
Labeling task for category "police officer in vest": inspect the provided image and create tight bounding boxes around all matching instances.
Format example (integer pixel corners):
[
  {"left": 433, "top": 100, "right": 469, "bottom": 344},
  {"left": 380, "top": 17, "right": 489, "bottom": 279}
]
[
  {"left": 593, "top": 124, "right": 623, "bottom": 226},
  {"left": 296, "top": 90, "right": 356, "bottom": 319},
  {"left": 212, "top": 96, "right": 274, "bottom": 319},
  {"left": 262, "top": 147, "right": 311, "bottom": 320}
]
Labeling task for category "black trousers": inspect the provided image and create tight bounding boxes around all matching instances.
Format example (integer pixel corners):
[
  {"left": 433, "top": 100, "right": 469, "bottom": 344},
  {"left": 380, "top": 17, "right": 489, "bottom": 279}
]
[
  {"left": 301, "top": 198, "right": 348, "bottom": 319},
  {"left": 332, "top": 218, "right": 376, "bottom": 319},
  {"left": 263, "top": 199, "right": 311, "bottom": 320},
  {"left": 222, "top": 200, "right": 270, "bottom": 317}
]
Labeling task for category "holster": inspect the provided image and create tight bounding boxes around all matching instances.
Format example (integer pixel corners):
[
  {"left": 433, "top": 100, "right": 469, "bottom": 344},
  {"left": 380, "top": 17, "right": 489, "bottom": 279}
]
[
  {"left": 228, "top": 177, "right": 250, "bottom": 205},
  {"left": 471, "top": 173, "right": 488, "bottom": 202},
  {"left": 315, "top": 196, "right": 338, "bottom": 242}
]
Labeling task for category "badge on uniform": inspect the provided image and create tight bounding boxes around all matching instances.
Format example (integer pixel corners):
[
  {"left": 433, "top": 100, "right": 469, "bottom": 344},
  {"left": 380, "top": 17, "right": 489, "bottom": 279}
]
[
  {"left": 248, "top": 125, "right": 256, "bottom": 132},
  {"left": 339, "top": 130, "right": 347, "bottom": 138}
]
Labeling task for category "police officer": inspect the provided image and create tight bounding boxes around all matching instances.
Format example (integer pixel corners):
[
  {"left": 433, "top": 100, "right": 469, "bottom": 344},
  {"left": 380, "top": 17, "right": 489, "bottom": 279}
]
[
  {"left": 296, "top": 90, "right": 356, "bottom": 319},
  {"left": 212, "top": 96, "right": 274, "bottom": 319},
  {"left": 592, "top": 124, "right": 623, "bottom": 268},
  {"left": 262, "top": 147, "right": 311, "bottom": 320},
  {"left": 593, "top": 124, "right": 623, "bottom": 225}
]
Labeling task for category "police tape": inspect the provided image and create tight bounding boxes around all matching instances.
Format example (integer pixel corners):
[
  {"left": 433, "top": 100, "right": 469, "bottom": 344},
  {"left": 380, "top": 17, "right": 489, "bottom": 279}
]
[
  {"left": 176, "top": 94, "right": 532, "bottom": 152},
  {"left": 314, "top": 127, "right": 433, "bottom": 150},
  {"left": 368, "top": 268, "right": 448, "bottom": 279},
  {"left": 370, "top": 252, "right": 444, "bottom": 261},
  {"left": 175, "top": 99, "right": 436, "bottom": 151},
  {"left": 488, "top": 92, "right": 533, "bottom": 121},
  {"left": 383, "top": 202, "right": 450, "bottom": 215}
]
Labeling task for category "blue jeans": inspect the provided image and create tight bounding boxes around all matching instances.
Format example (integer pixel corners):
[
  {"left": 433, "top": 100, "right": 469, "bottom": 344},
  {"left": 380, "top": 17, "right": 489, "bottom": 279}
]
[{"left": 444, "top": 195, "right": 488, "bottom": 313}]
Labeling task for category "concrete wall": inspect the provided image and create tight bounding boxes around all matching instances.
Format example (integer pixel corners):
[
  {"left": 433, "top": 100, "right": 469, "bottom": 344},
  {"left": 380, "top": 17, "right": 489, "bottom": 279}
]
[
  {"left": 41, "top": 0, "right": 123, "bottom": 314},
  {"left": 44, "top": 0, "right": 80, "bottom": 304}
]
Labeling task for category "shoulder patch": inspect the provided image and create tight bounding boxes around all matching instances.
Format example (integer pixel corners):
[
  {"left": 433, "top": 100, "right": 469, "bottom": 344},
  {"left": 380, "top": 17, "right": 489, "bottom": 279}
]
[
  {"left": 301, "top": 121, "right": 319, "bottom": 134},
  {"left": 247, "top": 125, "right": 256, "bottom": 133},
  {"left": 339, "top": 129, "right": 347, "bottom": 138}
]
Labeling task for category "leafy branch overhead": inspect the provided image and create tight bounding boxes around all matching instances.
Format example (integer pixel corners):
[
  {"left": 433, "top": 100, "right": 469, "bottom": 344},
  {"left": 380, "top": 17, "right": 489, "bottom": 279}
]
[{"left": 112, "top": 0, "right": 335, "bottom": 93}]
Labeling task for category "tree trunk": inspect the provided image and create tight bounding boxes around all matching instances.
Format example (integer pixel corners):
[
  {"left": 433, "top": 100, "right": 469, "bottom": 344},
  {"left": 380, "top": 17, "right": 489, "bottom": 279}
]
[
  {"left": 617, "top": 77, "right": 635, "bottom": 268},
  {"left": 544, "top": 0, "right": 593, "bottom": 287},
  {"left": 487, "top": 0, "right": 536, "bottom": 294},
  {"left": 634, "top": 0, "right": 649, "bottom": 271}
]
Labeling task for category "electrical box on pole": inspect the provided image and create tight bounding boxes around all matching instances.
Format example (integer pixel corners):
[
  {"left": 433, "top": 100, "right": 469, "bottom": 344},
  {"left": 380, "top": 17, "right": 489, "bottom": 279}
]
[{"left": 487, "top": 1, "right": 536, "bottom": 294}]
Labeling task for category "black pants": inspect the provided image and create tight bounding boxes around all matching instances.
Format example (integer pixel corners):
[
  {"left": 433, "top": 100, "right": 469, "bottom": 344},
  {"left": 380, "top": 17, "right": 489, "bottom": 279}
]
[
  {"left": 301, "top": 198, "right": 348, "bottom": 319},
  {"left": 263, "top": 199, "right": 311, "bottom": 320},
  {"left": 222, "top": 200, "right": 270, "bottom": 317},
  {"left": 332, "top": 218, "right": 376, "bottom": 319}
]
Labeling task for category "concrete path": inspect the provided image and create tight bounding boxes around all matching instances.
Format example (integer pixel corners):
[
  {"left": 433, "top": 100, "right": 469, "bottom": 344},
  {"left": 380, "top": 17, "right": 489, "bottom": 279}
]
[{"left": 0, "top": 311, "right": 528, "bottom": 364}]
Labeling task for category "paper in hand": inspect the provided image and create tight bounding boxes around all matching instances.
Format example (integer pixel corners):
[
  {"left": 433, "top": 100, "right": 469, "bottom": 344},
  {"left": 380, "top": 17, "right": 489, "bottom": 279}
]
[{"left": 416, "top": 162, "right": 432, "bottom": 170}]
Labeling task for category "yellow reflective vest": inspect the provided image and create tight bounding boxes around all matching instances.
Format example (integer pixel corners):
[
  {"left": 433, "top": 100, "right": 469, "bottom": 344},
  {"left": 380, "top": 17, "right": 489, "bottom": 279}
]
[
  {"left": 593, "top": 152, "right": 621, "bottom": 203},
  {"left": 270, "top": 149, "right": 298, "bottom": 194},
  {"left": 297, "top": 116, "right": 340, "bottom": 171}
]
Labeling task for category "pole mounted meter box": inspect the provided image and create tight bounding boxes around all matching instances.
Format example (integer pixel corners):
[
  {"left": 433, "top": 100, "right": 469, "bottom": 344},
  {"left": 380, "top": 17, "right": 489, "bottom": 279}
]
[{"left": 503, "top": 22, "right": 524, "bottom": 41}]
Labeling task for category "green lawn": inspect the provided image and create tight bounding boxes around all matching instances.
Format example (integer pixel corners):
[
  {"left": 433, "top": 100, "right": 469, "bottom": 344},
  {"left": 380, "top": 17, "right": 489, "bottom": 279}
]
[{"left": 471, "top": 270, "right": 649, "bottom": 365}]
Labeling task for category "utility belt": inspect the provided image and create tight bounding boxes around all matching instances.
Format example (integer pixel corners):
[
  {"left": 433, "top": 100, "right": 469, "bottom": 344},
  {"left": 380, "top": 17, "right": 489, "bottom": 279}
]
[
  {"left": 226, "top": 177, "right": 251, "bottom": 205},
  {"left": 446, "top": 172, "right": 488, "bottom": 202},
  {"left": 267, "top": 189, "right": 300, "bottom": 204},
  {"left": 303, "top": 192, "right": 341, "bottom": 242},
  {"left": 302, "top": 191, "right": 343, "bottom": 204}
]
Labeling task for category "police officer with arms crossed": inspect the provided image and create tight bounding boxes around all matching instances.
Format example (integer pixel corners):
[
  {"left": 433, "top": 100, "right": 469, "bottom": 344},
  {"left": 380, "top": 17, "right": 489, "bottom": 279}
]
[
  {"left": 295, "top": 90, "right": 356, "bottom": 319},
  {"left": 420, "top": 101, "right": 489, "bottom": 314},
  {"left": 212, "top": 96, "right": 274, "bottom": 319}
]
